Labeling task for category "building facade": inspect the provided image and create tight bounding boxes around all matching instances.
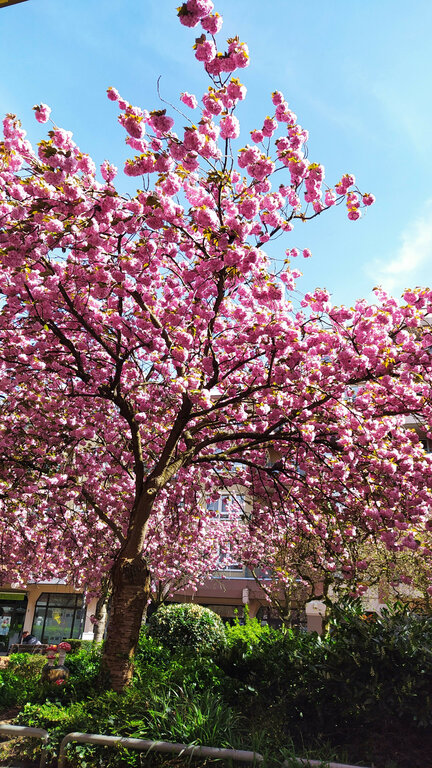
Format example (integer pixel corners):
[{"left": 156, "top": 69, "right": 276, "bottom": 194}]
[
  {"left": 0, "top": 572, "right": 324, "bottom": 653},
  {"left": 0, "top": 582, "right": 96, "bottom": 653}
]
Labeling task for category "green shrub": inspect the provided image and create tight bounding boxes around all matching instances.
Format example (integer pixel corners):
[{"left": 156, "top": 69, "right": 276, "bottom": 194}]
[
  {"left": 134, "top": 631, "right": 225, "bottom": 696},
  {"left": 318, "top": 599, "right": 432, "bottom": 731},
  {"left": 147, "top": 603, "right": 226, "bottom": 653},
  {"left": 61, "top": 642, "right": 102, "bottom": 701},
  {"left": 219, "top": 620, "right": 323, "bottom": 722},
  {"left": 17, "top": 685, "right": 243, "bottom": 767},
  {"left": 218, "top": 601, "right": 432, "bottom": 744},
  {"left": 0, "top": 653, "right": 47, "bottom": 706},
  {"left": 0, "top": 644, "right": 102, "bottom": 709},
  {"left": 223, "top": 615, "right": 275, "bottom": 671},
  {"left": 16, "top": 699, "right": 96, "bottom": 766},
  {"left": 134, "top": 631, "right": 173, "bottom": 672},
  {"left": 8, "top": 602, "right": 432, "bottom": 767},
  {"left": 62, "top": 638, "right": 93, "bottom": 653}
]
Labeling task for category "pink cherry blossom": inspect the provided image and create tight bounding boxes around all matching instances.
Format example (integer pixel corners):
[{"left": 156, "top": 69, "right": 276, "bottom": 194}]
[
  {"left": 250, "top": 129, "right": 264, "bottom": 143},
  {"left": 178, "top": 4, "right": 201, "bottom": 27},
  {"left": 220, "top": 114, "right": 240, "bottom": 140},
  {"left": 0, "top": 0, "right": 401, "bottom": 697},
  {"left": 100, "top": 161, "right": 118, "bottom": 183},
  {"left": 195, "top": 39, "right": 216, "bottom": 63},
  {"left": 187, "top": 0, "right": 214, "bottom": 16},
  {"left": 201, "top": 12, "right": 223, "bottom": 35},
  {"left": 33, "top": 103, "right": 51, "bottom": 124},
  {"left": 148, "top": 111, "right": 174, "bottom": 134},
  {"left": 262, "top": 117, "right": 277, "bottom": 138},
  {"left": 180, "top": 92, "right": 198, "bottom": 109},
  {"left": 362, "top": 193, "right": 375, "bottom": 206}
]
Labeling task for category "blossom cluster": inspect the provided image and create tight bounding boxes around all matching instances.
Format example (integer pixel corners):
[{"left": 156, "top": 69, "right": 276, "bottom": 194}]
[{"left": 0, "top": 0, "right": 430, "bottom": 612}]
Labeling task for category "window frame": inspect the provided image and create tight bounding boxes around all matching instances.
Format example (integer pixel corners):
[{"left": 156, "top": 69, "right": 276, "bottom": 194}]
[
  {"left": 31, "top": 592, "right": 85, "bottom": 643},
  {"left": 207, "top": 493, "right": 245, "bottom": 572}
]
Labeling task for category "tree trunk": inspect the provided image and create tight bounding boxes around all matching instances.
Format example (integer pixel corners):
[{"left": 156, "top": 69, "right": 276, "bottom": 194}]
[
  {"left": 101, "top": 553, "right": 150, "bottom": 692},
  {"left": 281, "top": 610, "right": 293, "bottom": 629},
  {"left": 320, "top": 578, "right": 333, "bottom": 635},
  {"left": 93, "top": 601, "right": 108, "bottom": 644},
  {"left": 93, "top": 578, "right": 111, "bottom": 644}
]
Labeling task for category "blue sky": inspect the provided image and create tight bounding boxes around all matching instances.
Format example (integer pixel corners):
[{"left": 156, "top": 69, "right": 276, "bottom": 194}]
[{"left": 1, "top": 0, "right": 432, "bottom": 308}]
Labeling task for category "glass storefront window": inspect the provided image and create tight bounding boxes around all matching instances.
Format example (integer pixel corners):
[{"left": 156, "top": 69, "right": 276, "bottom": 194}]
[
  {"left": 31, "top": 593, "right": 85, "bottom": 644},
  {"left": 0, "top": 592, "right": 27, "bottom": 652}
]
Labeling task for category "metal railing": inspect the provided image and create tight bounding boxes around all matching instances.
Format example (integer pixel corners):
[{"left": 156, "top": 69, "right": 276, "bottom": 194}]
[
  {"left": 58, "top": 731, "right": 264, "bottom": 767},
  {"left": 283, "top": 760, "right": 370, "bottom": 768},
  {"left": 0, "top": 724, "right": 372, "bottom": 768},
  {"left": 0, "top": 724, "right": 48, "bottom": 768}
]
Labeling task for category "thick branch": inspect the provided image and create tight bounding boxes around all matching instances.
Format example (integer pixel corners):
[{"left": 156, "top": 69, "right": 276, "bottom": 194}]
[{"left": 81, "top": 488, "right": 125, "bottom": 544}]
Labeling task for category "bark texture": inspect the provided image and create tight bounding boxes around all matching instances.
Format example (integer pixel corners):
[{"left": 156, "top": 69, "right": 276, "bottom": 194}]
[
  {"left": 102, "top": 554, "right": 150, "bottom": 691},
  {"left": 93, "top": 580, "right": 111, "bottom": 644}
]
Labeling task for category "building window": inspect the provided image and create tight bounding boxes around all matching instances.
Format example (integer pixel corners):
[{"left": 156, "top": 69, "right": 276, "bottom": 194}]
[
  {"left": 31, "top": 593, "right": 85, "bottom": 644},
  {"left": 218, "top": 545, "right": 243, "bottom": 571},
  {"left": 0, "top": 591, "right": 27, "bottom": 652},
  {"left": 208, "top": 494, "right": 244, "bottom": 571},
  {"left": 207, "top": 494, "right": 245, "bottom": 520}
]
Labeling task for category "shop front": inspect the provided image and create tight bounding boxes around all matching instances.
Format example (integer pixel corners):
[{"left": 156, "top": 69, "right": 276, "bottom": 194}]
[
  {"left": 0, "top": 591, "right": 28, "bottom": 653},
  {"left": 0, "top": 583, "right": 97, "bottom": 653},
  {"left": 31, "top": 591, "right": 85, "bottom": 644}
]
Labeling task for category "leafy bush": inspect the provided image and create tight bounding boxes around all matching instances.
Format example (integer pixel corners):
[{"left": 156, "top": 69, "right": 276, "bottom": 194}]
[
  {"left": 147, "top": 603, "right": 226, "bottom": 653},
  {"left": 7, "top": 603, "right": 432, "bottom": 767},
  {"left": 219, "top": 619, "right": 323, "bottom": 724},
  {"left": 218, "top": 601, "right": 432, "bottom": 746},
  {"left": 318, "top": 599, "right": 432, "bottom": 731},
  {"left": 16, "top": 686, "right": 243, "bottom": 767},
  {"left": 61, "top": 638, "right": 93, "bottom": 653},
  {"left": 134, "top": 631, "right": 226, "bottom": 697},
  {"left": 0, "top": 653, "right": 47, "bottom": 706},
  {"left": 225, "top": 614, "right": 272, "bottom": 649},
  {"left": 133, "top": 631, "right": 173, "bottom": 674},
  {"left": 0, "top": 645, "right": 102, "bottom": 709},
  {"left": 59, "top": 642, "right": 102, "bottom": 701}
]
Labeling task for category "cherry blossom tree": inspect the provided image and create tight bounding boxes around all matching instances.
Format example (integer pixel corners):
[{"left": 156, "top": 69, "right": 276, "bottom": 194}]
[
  {"left": 1, "top": 0, "right": 432, "bottom": 691},
  {"left": 240, "top": 493, "right": 432, "bottom": 627},
  {"left": 90, "top": 505, "right": 233, "bottom": 642}
]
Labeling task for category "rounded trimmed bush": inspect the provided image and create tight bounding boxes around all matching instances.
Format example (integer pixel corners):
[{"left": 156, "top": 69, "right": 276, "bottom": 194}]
[{"left": 148, "top": 603, "right": 226, "bottom": 652}]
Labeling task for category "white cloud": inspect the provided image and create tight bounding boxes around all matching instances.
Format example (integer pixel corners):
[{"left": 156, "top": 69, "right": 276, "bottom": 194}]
[{"left": 366, "top": 201, "right": 432, "bottom": 296}]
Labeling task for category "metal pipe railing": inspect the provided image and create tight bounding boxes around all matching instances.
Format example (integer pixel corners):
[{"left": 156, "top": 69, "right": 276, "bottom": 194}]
[
  {"left": 283, "top": 760, "right": 371, "bottom": 768},
  {"left": 0, "top": 724, "right": 49, "bottom": 768},
  {"left": 58, "top": 731, "right": 264, "bottom": 767},
  {"left": 0, "top": 724, "right": 371, "bottom": 768}
]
